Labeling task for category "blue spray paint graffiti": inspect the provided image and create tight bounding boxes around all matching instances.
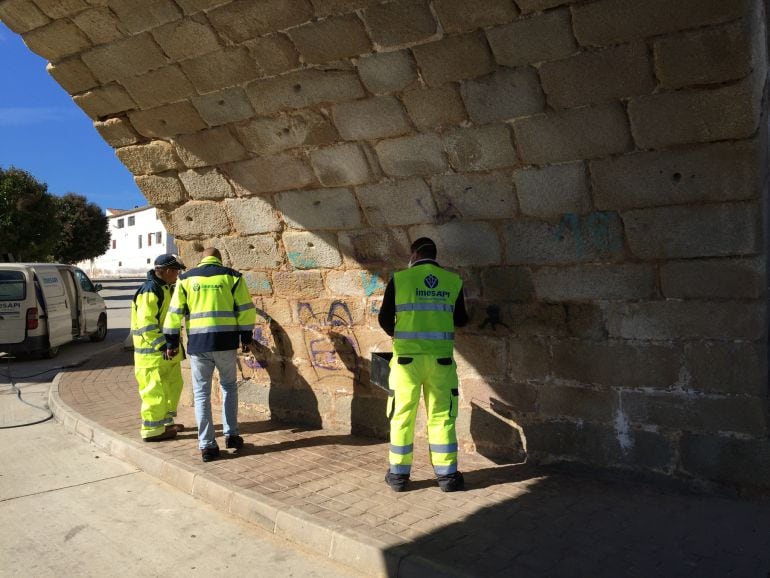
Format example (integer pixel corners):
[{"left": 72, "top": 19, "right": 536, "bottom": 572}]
[
  {"left": 243, "top": 273, "right": 272, "bottom": 294},
  {"left": 288, "top": 251, "right": 319, "bottom": 269},
  {"left": 554, "top": 212, "right": 623, "bottom": 257},
  {"left": 361, "top": 272, "right": 386, "bottom": 297}
]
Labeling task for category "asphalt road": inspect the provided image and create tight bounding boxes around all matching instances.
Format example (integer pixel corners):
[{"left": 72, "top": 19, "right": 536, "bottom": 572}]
[{"left": 0, "top": 278, "right": 142, "bottom": 430}]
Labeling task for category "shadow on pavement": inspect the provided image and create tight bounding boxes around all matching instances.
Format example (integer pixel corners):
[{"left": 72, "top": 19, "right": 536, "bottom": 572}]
[{"left": 383, "top": 470, "right": 770, "bottom": 578}]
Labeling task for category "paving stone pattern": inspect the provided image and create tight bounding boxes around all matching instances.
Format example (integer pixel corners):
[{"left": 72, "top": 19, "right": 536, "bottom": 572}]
[{"left": 53, "top": 350, "right": 770, "bottom": 577}]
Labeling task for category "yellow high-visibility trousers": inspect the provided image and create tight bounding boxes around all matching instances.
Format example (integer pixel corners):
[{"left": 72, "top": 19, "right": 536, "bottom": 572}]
[
  {"left": 387, "top": 354, "right": 459, "bottom": 476},
  {"left": 135, "top": 360, "right": 183, "bottom": 439}
]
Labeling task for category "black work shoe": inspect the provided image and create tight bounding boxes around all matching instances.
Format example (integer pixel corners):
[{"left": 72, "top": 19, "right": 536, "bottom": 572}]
[
  {"left": 225, "top": 435, "right": 244, "bottom": 451},
  {"left": 437, "top": 472, "right": 465, "bottom": 492},
  {"left": 385, "top": 471, "right": 410, "bottom": 492},
  {"left": 201, "top": 446, "right": 220, "bottom": 463},
  {"left": 143, "top": 428, "right": 177, "bottom": 442}
]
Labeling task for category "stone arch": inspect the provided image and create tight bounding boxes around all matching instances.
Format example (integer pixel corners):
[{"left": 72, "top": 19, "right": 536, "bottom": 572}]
[{"left": 3, "top": 0, "right": 769, "bottom": 491}]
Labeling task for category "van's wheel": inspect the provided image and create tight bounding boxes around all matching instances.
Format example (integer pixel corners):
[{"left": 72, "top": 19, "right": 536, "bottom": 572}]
[
  {"left": 43, "top": 345, "right": 59, "bottom": 359},
  {"left": 90, "top": 314, "right": 107, "bottom": 342}
]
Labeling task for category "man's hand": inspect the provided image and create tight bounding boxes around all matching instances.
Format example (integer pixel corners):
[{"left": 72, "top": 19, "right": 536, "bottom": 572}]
[{"left": 163, "top": 348, "right": 178, "bottom": 360}]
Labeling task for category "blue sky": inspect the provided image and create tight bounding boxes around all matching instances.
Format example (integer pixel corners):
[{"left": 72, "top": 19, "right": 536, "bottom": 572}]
[{"left": 0, "top": 21, "right": 147, "bottom": 211}]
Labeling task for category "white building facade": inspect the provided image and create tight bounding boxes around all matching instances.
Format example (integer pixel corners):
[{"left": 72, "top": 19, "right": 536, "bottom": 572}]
[{"left": 78, "top": 206, "right": 178, "bottom": 278}]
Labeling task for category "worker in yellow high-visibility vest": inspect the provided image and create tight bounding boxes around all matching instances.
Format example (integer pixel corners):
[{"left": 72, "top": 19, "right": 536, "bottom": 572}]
[
  {"left": 163, "top": 248, "right": 256, "bottom": 463},
  {"left": 378, "top": 237, "right": 469, "bottom": 492},
  {"left": 131, "top": 254, "right": 186, "bottom": 442}
]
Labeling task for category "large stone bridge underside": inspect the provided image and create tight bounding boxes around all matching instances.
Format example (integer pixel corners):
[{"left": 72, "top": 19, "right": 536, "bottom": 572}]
[{"left": 2, "top": 0, "right": 769, "bottom": 492}]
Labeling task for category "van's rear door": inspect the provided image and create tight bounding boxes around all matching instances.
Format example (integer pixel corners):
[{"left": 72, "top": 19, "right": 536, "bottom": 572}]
[
  {"left": 0, "top": 269, "right": 28, "bottom": 345},
  {"left": 36, "top": 268, "right": 73, "bottom": 348}
]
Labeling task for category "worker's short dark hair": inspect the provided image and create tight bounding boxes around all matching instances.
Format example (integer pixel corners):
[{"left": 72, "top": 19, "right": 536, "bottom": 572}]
[{"left": 411, "top": 237, "right": 437, "bottom": 259}]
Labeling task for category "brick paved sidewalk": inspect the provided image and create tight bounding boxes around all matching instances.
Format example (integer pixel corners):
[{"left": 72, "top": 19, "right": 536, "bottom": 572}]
[{"left": 52, "top": 349, "right": 770, "bottom": 578}]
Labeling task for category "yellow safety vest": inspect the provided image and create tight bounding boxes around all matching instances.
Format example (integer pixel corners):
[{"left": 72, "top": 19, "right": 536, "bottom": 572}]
[
  {"left": 163, "top": 256, "right": 256, "bottom": 354},
  {"left": 131, "top": 271, "right": 173, "bottom": 367},
  {"left": 393, "top": 263, "right": 462, "bottom": 356}
]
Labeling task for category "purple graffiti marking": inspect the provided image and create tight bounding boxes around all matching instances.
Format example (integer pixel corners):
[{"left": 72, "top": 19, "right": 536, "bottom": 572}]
[
  {"left": 297, "top": 300, "right": 361, "bottom": 379},
  {"left": 309, "top": 338, "right": 341, "bottom": 370},
  {"left": 243, "top": 357, "right": 267, "bottom": 369},
  {"left": 252, "top": 326, "right": 270, "bottom": 347}
]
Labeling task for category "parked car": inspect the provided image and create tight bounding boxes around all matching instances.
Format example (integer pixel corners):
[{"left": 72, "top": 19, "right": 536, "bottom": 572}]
[{"left": 0, "top": 263, "right": 107, "bottom": 358}]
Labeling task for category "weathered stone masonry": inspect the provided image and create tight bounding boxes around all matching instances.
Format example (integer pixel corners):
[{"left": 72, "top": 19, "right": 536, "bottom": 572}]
[{"left": 3, "top": 0, "right": 769, "bottom": 491}]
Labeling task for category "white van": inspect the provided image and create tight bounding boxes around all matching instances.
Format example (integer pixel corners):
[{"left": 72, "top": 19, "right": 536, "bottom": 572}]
[{"left": 0, "top": 263, "right": 108, "bottom": 358}]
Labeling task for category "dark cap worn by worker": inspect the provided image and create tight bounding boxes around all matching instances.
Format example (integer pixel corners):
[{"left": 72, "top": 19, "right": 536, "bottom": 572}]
[{"left": 154, "top": 254, "right": 186, "bottom": 270}]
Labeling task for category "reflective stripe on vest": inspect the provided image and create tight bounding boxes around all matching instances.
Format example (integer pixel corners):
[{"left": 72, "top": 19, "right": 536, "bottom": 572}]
[
  {"left": 188, "top": 310, "right": 236, "bottom": 319},
  {"left": 132, "top": 324, "right": 158, "bottom": 335},
  {"left": 135, "top": 347, "right": 162, "bottom": 355},
  {"left": 131, "top": 275, "right": 173, "bottom": 366},
  {"left": 394, "top": 331, "right": 455, "bottom": 340},
  {"left": 395, "top": 303, "right": 454, "bottom": 312},
  {"left": 392, "top": 264, "right": 462, "bottom": 356},
  {"left": 188, "top": 324, "right": 241, "bottom": 334}
]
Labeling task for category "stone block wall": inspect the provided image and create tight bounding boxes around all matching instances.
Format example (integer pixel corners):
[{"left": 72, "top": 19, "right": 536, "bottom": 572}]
[{"left": 3, "top": 0, "right": 769, "bottom": 491}]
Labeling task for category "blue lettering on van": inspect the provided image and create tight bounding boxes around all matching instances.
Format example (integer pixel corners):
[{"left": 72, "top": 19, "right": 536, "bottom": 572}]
[
  {"left": 0, "top": 303, "right": 21, "bottom": 309},
  {"left": 42, "top": 276, "right": 59, "bottom": 284}
]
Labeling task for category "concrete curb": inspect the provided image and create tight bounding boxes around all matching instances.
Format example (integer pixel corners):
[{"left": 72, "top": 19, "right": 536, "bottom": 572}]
[{"left": 48, "top": 370, "right": 462, "bottom": 578}]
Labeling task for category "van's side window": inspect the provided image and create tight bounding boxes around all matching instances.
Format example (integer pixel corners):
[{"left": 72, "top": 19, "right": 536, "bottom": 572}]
[
  {"left": 73, "top": 269, "right": 96, "bottom": 293},
  {"left": 0, "top": 271, "right": 25, "bottom": 300}
]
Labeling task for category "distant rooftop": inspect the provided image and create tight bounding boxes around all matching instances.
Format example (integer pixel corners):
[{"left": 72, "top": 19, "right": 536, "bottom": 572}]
[{"left": 106, "top": 205, "right": 152, "bottom": 217}]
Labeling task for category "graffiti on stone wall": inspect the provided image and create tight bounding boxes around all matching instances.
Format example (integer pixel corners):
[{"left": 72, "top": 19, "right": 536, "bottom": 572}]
[
  {"left": 361, "top": 272, "right": 386, "bottom": 297},
  {"left": 434, "top": 199, "right": 459, "bottom": 224},
  {"left": 479, "top": 304, "right": 509, "bottom": 331},
  {"left": 243, "top": 273, "right": 272, "bottom": 294},
  {"left": 241, "top": 308, "right": 274, "bottom": 371},
  {"left": 555, "top": 212, "right": 623, "bottom": 257},
  {"left": 298, "top": 300, "right": 361, "bottom": 382},
  {"left": 287, "top": 251, "right": 319, "bottom": 269}
]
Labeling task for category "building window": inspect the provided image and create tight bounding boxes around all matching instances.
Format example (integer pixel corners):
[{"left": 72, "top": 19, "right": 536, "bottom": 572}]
[
  {"left": 147, "top": 233, "right": 153, "bottom": 246},
  {"left": 128, "top": 216, "right": 135, "bottom": 226},
  {"left": 138, "top": 235, "right": 142, "bottom": 249},
  {"left": 116, "top": 218, "right": 124, "bottom": 229},
  {"left": 147, "top": 258, "right": 151, "bottom": 264},
  {"left": 111, "top": 239, "right": 116, "bottom": 249},
  {"left": 156, "top": 232, "right": 162, "bottom": 244}
]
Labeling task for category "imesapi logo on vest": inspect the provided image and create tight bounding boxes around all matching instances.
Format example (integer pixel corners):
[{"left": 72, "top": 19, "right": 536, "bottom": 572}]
[
  {"left": 415, "top": 274, "right": 450, "bottom": 298},
  {"left": 192, "top": 282, "right": 224, "bottom": 291}
]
